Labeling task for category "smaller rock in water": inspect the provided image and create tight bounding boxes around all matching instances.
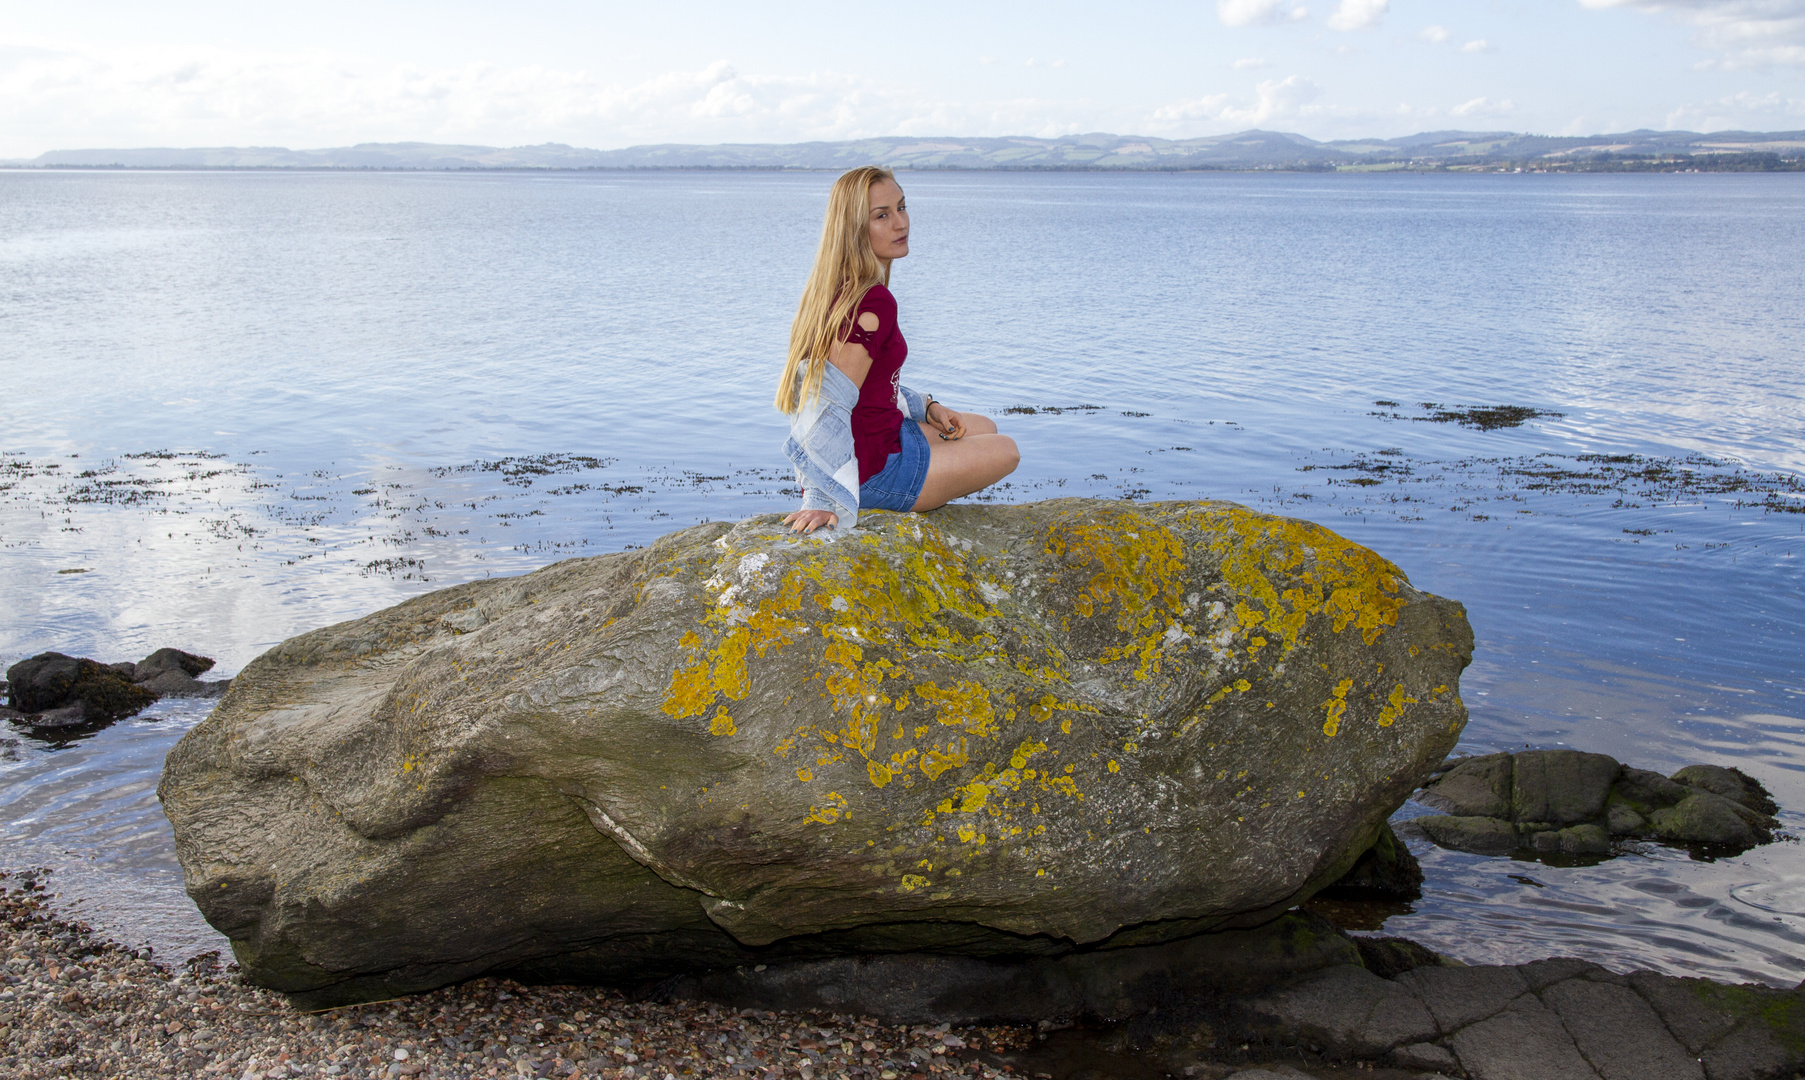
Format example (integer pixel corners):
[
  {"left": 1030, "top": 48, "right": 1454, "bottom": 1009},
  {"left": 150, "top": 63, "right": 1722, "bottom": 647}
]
[
  {"left": 1414, "top": 749, "right": 1781, "bottom": 859},
  {"left": 133, "top": 647, "right": 216, "bottom": 682}
]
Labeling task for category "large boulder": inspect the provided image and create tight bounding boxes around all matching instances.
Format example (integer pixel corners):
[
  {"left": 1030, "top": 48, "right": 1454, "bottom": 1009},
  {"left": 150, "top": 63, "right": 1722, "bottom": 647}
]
[{"left": 158, "top": 499, "right": 1473, "bottom": 1008}]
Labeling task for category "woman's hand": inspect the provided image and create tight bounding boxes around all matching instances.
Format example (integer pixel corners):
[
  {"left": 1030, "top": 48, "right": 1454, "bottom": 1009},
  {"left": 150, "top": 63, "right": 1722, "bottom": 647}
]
[
  {"left": 926, "top": 401, "right": 967, "bottom": 440},
  {"left": 783, "top": 509, "right": 839, "bottom": 534}
]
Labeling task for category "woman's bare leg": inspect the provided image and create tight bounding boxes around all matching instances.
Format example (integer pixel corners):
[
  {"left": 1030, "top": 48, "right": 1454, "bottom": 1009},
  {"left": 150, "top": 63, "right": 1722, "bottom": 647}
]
[{"left": 912, "top": 420, "right": 1019, "bottom": 511}]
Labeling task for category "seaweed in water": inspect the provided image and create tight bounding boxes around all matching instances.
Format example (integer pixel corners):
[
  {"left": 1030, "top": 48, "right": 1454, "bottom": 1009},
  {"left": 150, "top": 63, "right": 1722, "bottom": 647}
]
[
  {"left": 1369, "top": 401, "right": 1565, "bottom": 430},
  {"left": 1002, "top": 404, "right": 1104, "bottom": 416},
  {"left": 429, "top": 453, "right": 616, "bottom": 487}
]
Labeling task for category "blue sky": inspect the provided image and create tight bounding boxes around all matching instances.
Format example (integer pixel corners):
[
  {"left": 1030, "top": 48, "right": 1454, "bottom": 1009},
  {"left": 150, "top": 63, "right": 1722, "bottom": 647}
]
[{"left": 1, "top": 1, "right": 1801, "bottom": 156}]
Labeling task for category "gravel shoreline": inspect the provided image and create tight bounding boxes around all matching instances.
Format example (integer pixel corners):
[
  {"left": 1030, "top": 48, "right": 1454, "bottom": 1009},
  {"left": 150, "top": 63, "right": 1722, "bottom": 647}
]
[{"left": 0, "top": 872, "right": 1055, "bottom": 1080}]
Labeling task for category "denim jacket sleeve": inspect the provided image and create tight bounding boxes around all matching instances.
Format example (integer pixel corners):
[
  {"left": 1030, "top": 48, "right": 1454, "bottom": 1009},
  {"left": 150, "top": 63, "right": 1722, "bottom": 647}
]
[
  {"left": 898, "top": 383, "right": 930, "bottom": 423},
  {"left": 781, "top": 364, "right": 863, "bottom": 531}
]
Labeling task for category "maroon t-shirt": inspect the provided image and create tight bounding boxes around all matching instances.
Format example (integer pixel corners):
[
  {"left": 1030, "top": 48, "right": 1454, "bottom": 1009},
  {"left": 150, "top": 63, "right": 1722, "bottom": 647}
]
[{"left": 844, "top": 283, "right": 910, "bottom": 484}]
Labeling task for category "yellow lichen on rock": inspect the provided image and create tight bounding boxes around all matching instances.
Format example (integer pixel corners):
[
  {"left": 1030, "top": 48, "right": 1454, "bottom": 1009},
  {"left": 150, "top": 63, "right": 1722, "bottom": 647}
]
[
  {"left": 1321, "top": 677, "right": 1355, "bottom": 737},
  {"left": 1190, "top": 505, "right": 1406, "bottom": 655}
]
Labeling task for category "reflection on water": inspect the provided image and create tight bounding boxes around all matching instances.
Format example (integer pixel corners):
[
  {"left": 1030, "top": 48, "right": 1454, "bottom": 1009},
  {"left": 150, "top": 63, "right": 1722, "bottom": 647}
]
[
  {"left": 0, "top": 699, "right": 225, "bottom": 961},
  {"left": 2, "top": 169, "right": 1802, "bottom": 981}
]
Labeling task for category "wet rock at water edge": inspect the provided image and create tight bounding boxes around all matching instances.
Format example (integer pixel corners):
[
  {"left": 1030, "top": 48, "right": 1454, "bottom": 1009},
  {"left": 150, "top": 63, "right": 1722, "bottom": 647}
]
[
  {"left": 1410, "top": 748, "right": 1782, "bottom": 859},
  {"left": 4, "top": 647, "right": 231, "bottom": 728},
  {"left": 1314, "top": 821, "right": 1423, "bottom": 902},
  {"left": 5, "top": 652, "right": 157, "bottom": 722},
  {"left": 158, "top": 498, "right": 1474, "bottom": 1008}
]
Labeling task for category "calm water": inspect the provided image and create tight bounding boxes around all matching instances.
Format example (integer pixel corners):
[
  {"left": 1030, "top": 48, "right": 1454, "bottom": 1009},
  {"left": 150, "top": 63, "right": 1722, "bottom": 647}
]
[{"left": 2, "top": 169, "right": 1803, "bottom": 982}]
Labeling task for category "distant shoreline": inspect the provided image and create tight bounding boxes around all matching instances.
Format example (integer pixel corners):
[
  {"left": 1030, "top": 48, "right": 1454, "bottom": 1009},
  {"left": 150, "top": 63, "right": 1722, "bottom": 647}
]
[
  {"left": 5, "top": 159, "right": 1802, "bottom": 175},
  {"left": 8, "top": 127, "right": 1803, "bottom": 174}
]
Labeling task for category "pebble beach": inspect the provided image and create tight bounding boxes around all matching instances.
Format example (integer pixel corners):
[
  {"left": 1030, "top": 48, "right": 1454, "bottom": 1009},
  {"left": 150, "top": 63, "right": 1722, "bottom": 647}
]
[{"left": 0, "top": 872, "right": 1046, "bottom": 1080}]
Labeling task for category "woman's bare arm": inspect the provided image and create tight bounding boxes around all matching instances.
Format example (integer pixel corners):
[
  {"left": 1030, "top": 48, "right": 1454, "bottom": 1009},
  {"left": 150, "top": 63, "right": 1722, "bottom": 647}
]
[{"left": 826, "top": 311, "right": 881, "bottom": 387}]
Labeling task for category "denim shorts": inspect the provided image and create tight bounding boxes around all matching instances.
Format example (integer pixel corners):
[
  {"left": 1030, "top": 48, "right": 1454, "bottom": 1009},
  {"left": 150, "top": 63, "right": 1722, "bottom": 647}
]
[{"left": 859, "top": 420, "right": 930, "bottom": 512}]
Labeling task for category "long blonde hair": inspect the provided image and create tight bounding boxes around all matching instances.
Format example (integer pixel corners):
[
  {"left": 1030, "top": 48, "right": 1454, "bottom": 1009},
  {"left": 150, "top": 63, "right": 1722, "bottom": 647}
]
[{"left": 774, "top": 166, "right": 897, "bottom": 413}]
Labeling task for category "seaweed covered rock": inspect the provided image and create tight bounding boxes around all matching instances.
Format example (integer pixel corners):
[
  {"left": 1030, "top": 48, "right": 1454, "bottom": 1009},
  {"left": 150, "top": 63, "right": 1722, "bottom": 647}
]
[
  {"left": 159, "top": 499, "right": 1473, "bottom": 1008},
  {"left": 5, "top": 653, "right": 156, "bottom": 724},
  {"left": 1413, "top": 750, "right": 1780, "bottom": 858},
  {"left": 5, "top": 648, "right": 229, "bottom": 729}
]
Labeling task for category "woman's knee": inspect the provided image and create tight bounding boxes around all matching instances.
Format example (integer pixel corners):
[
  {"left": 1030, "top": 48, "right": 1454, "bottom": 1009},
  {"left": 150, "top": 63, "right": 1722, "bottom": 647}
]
[
  {"left": 992, "top": 435, "right": 1021, "bottom": 477},
  {"left": 963, "top": 413, "right": 999, "bottom": 436}
]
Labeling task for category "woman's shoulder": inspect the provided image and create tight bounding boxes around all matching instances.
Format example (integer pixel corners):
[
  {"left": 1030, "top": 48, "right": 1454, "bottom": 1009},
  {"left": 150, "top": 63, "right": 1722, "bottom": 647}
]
[{"left": 856, "top": 282, "right": 897, "bottom": 316}]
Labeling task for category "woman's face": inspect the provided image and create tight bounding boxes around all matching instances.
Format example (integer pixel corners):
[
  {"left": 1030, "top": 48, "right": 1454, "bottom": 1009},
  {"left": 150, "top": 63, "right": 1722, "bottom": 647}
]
[{"left": 867, "top": 179, "right": 909, "bottom": 261}]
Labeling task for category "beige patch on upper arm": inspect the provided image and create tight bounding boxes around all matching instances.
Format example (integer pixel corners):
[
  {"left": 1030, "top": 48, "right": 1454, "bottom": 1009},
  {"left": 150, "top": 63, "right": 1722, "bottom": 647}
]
[{"left": 857, "top": 312, "right": 880, "bottom": 332}]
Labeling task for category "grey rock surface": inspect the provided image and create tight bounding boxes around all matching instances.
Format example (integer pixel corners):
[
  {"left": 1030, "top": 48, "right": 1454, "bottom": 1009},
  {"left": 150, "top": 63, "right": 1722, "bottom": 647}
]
[
  {"left": 1540, "top": 978, "right": 1702, "bottom": 1080},
  {"left": 1510, "top": 749, "right": 1619, "bottom": 824},
  {"left": 158, "top": 500, "right": 1473, "bottom": 1007},
  {"left": 1384, "top": 1042, "right": 1458, "bottom": 1072},
  {"left": 1246, "top": 964, "right": 1436, "bottom": 1057},
  {"left": 986, "top": 950, "right": 1805, "bottom": 1080},
  {"left": 1447, "top": 993, "right": 1598, "bottom": 1080},
  {"left": 1242, "top": 958, "right": 1804, "bottom": 1080},
  {"left": 1393, "top": 963, "right": 1530, "bottom": 1033},
  {"left": 1418, "top": 751, "right": 1512, "bottom": 817}
]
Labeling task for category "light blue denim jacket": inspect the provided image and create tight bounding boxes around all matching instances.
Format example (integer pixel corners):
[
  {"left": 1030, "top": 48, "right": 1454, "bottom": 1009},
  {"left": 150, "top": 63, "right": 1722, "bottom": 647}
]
[{"left": 782, "top": 364, "right": 930, "bottom": 531}]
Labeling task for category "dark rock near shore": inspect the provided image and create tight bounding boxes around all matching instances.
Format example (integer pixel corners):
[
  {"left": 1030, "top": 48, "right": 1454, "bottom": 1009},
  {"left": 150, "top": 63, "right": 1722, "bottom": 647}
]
[
  {"left": 3, "top": 647, "right": 229, "bottom": 728},
  {"left": 159, "top": 499, "right": 1473, "bottom": 1008},
  {"left": 1413, "top": 749, "right": 1782, "bottom": 859},
  {"left": 5, "top": 652, "right": 157, "bottom": 722},
  {"left": 1315, "top": 821, "right": 1423, "bottom": 901}
]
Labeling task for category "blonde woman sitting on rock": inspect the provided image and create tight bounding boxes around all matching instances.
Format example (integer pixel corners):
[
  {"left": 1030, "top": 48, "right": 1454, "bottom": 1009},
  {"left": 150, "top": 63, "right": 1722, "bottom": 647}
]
[{"left": 778, "top": 166, "right": 1019, "bottom": 534}]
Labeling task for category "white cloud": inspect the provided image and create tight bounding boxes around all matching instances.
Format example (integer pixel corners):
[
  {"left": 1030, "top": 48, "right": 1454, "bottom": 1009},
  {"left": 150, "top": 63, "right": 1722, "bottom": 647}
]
[
  {"left": 1578, "top": 0, "right": 1805, "bottom": 66},
  {"left": 1664, "top": 88, "right": 1805, "bottom": 127},
  {"left": 1216, "top": 0, "right": 1310, "bottom": 27},
  {"left": 1233, "top": 57, "right": 1273, "bottom": 68},
  {"left": 1451, "top": 96, "right": 1517, "bottom": 116},
  {"left": 1150, "top": 75, "right": 1324, "bottom": 129},
  {"left": 1461, "top": 39, "right": 1497, "bottom": 52},
  {"left": 1419, "top": 25, "right": 1453, "bottom": 42},
  {"left": 1328, "top": 0, "right": 1389, "bottom": 31},
  {"left": 0, "top": 37, "right": 1107, "bottom": 157}
]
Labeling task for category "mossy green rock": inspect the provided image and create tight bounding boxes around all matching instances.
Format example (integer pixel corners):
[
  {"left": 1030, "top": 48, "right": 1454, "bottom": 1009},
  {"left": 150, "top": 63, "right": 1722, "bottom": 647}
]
[{"left": 159, "top": 499, "right": 1472, "bottom": 1006}]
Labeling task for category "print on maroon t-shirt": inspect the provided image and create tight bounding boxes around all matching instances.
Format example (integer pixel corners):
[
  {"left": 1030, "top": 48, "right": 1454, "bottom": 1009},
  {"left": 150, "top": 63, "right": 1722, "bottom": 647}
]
[{"left": 843, "top": 284, "right": 909, "bottom": 484}]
